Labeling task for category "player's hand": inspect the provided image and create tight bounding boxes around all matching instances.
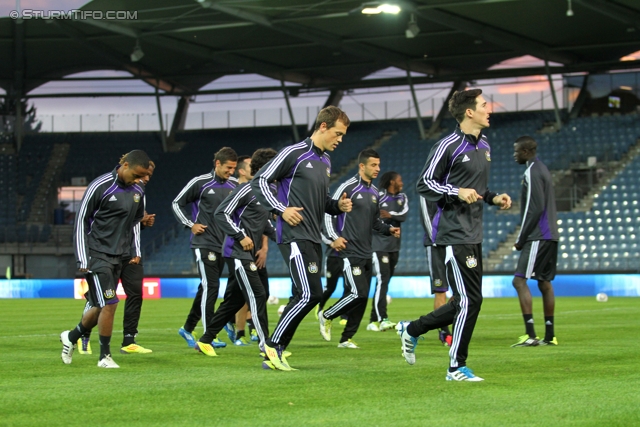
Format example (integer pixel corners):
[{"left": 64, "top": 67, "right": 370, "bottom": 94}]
[
  {"left": 129, "top": 256, "right": 141, "bottom": 264},
  {"left": 514, "top": 243, "right": 523, "bottom": 251},
  {"left": 458, "top": 188, "right": 482, "bottom": 204},
  {"left": 282, "top": 207, "right": 304, "bottom": 226},
  {"left": 330, "top": 237, "right": 348, "bottom": 251},
  {"left": 379, "top": 209, "right": 391, "bottom": 219},
  {"left": 255, "top": 247, "right": 267, "bottom": 269},
  {"left": 141, "top": 213, "right": 156, "bottom": 227},
  {"left": 493, "top": 193, "right": 512, "bottom": 210},
  {"left": 240, "top": 236, "right": 254, "bottom": 251},
  {"left": 78, "top": 268, "right": 88, "bottom": 273},
  {"left": 338, "top": 193, "right": 352, "bottom": 213},
  {"left": 390, "top": 227, "right": 400, "bottom": 238},
  {"left": 191, "top": 223, "right": 207, "bottom": 235}
]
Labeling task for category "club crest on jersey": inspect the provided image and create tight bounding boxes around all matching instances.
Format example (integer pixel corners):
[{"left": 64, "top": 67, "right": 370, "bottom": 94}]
[
  {"left": 434, "top": 279, "right": 442, "bottom": 286},
  {"left": 398, "top": 199, "right": 403, "bottom": 205},
  {"left": 104, "top": 289, "right": 115, "bottom": 299},
  {"left": 326, "top": 271, "right": 332, "bottom": 279},
  {"left": 249, "top": 262, "right": 258, "bottom": 271},
  {"left": 485, "top": 151, "right": 491, "bottom": 161},
  {"left": 381, "top": 256, "right": 389, "bottom": 264},
  {"left": 352, "top": 266, "right": 362, "bottom": 276},
  {"left": 208, "top": 252, "right": 217, "bottom": 261},
  {"left": 371, "top": 196, "right": 377, "bottom": 203},
  {"left": 308, "top": 262, "right": 318, "bottom": 274},
  {"left": 133, "top": 193, "right": 141, "bottom": 203},
  {"left": 466, "top": 255, "right": 478, "bottom": 268},
  {"left": 326, "top": 167, "right": 331, "bottom": 177}
]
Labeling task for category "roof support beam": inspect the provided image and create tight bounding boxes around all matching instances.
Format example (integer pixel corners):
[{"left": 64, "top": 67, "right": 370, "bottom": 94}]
[
  {"left": 407, "top": 69, "right": 426, "bottom": 140},
  {"left": 78, "top": 19, "right": 318, "bottom": 85},
  {"left": 13, "top": 19, "right": 25, "bottom": 152},
  {"left": 168, "top": 95, "right": 191, "bottom": 147},
  {"left": 282, "top": 81, "right": 300, "bottom": 143},
  {"left": 204, "top": 2, "right": 437, "bottom": 76},
  {"left": 574, "top": 0, "right": 640, "bottom": 30},
  {"left": 410, "top": 2, "right": 579, "bottom": 64},
  {"left": 51, "top": 21, "right": 184, "bottom": 94},
  {"left": 569, "top": 74, "right": 590, "bottom": 120}
]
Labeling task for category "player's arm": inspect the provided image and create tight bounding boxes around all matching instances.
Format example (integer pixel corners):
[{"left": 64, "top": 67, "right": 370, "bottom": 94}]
[
  {"left": 251, "top": 149, "right": 297, "bottom": 215},
  {"left": 387, "top": 193, "right": 409, "bottom": 222},
  {"left": 73, "top": 181, "right": 104, "bottom": 271},
  {"left": 372, "top": 198, "right": 393, "bottom": 236},
  {"left": 172, "top": 177, "right": 205, "bottom": 230},
  {"left": 416, "top": 143, "right": 459, "bottom": 204},
  {"left": 214, "top": 185, "right": 252, "bottom": 242},
  {"left": 515, "top": 168, "right": 544, "bottom": 248}
]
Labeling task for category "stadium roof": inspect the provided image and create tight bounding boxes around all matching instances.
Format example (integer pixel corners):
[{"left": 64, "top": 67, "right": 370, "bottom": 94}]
[{"left": 1, "top": 0, "right": 640, "bottom": 97}]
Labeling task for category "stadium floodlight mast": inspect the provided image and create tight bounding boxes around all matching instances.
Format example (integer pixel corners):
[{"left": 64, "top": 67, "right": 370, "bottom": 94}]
[
  {"left": 360, "top": 3, "right": 402, "bottom": 15},
  {"left": 130, "top": 39, "right": 144, "bottom": 62},
  {"left": 405, "top": 13, "right": 420, "bottom": 38}
]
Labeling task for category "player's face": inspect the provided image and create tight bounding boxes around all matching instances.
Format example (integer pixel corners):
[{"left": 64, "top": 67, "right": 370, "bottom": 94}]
[
  {"left": 319, "top": 120, "right": 348, "bottom": 152},
  {"left": 216, "top": 160, "right": 237, "bottom": 180},
  {"left": 391, "top": 175, "right": 403, "bottom": 193},
  {"left": 470, "top": 95, "right": 490, "bottom": 129},
  {"left": 120, "top": 163, "right": 149, "bottom": 186},
  {"left": 513, "top": 143, "right": 529, "bottom": 164},
  {"left": 241, "top": 159, "right": 252, "bottom": 179},
  {"left": 140, "top": 165, "right": 154, "bottom": 185},
  {"left": 361, "top": 157, "right": 380, "bottom": 182}
]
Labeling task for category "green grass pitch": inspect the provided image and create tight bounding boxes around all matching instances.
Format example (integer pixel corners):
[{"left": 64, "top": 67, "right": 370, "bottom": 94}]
[{"left": 1, "top": 296, "right": 638, "bottom": 426}]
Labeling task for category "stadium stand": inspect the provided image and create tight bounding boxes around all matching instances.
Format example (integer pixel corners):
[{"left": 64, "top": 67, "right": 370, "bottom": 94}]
[{"left": 3, "top": 111, "right": 639, "bottom": 276}]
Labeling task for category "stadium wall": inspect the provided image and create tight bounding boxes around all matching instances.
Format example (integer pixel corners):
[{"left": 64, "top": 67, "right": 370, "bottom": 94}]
[{"left": 1, "top": 274, "right": 638, "bottom": 299}]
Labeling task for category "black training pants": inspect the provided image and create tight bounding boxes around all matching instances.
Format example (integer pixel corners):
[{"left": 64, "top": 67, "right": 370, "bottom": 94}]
[
  {"left": 324, "top": 257, "right": 372, "bottom": 342},
  {"left": 200, "top": 258, "right": 269, "bottom": 345},
  {"left": 408, "top": 244, "right": 483, "bottom": 369},
  {"left": 183, "top": 248, "right": 225, "bottom": 333},
  {"left": 268, "top": 241, "right": 323, "bottom": 348},
  {"left": 370, "top": 251, "right": 399, "bottom": 322}
]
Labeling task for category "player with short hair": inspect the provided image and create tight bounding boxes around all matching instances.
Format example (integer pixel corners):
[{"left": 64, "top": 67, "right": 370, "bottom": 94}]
[
  {"left": 61, "top": 149, "right": 150, "bottom": 368},
  {"left": 193, "top": 148, "right": 278, "bottom": 357},
  {"left": 320, "top": 148, "right": 399, "bottom": 348},
  {"left": 251, "top": 106, "right": 352, "bottom": 370},
  {"left": 78, "top": 159, "right": 157, "bottom": 356},
  {"left": 367, "top": 171, "right": 407, "bottom": 332},
  {"left": 511, "top": 136, "right": 559, "bottom": 347},
  {"left": 397, "top": 89, "right": 512, "bottom": 381},
  {"left": 173, "top": 147, "right": 238, "bottom": 349}
]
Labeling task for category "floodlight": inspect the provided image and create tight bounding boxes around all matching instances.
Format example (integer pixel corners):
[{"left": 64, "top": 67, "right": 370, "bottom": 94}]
[
  {"left": 405, "top": 14, "right": 420, "bottom": 38},
  {"left": 566, "top": 0, "right": 574, "bottom": 17},
  {"left": 130, "top": 40, "right": 144, "bottom": 62},
  {"left": 359, "top": 3, "right": 401, "bottom": 15},
  {"left": 378, "top": 4, "right": 401, "bottom": 14}
]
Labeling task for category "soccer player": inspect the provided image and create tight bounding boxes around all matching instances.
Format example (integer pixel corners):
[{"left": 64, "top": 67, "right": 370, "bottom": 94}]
[
  {"left": 511, "top": 136, "right": 559, "bottom": 347},
  {"left": 193, "top": 148, "right": 278, "bottom": 357},
  {"left": 419, "top": 195, "right": 453, "bottom": 347},
  {"left": 251, "top": 106, "right": 352, "bottom": 370},
  {"left": 60, "top": 150, "right": 150, "bottom": 368},
  {"left": 397, "top": 89, "right": 511, "bottom": 381},
  {"left": 173, "top": 147, "right": 237, "bottom": 349},
  {"left": 368, "top": 171, "right": 407, "bottom": 332},
  {"left": 320, "top": 149, "right": 399, "bottom": 348},
  {"left": 78, "top": 159, "right": 156, "bottom": 355}
]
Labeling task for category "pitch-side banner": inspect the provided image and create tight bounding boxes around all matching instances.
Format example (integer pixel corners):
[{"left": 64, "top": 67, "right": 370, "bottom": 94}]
[{"left": 1, "top": 275, "right": 639, "bottom": 299}]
